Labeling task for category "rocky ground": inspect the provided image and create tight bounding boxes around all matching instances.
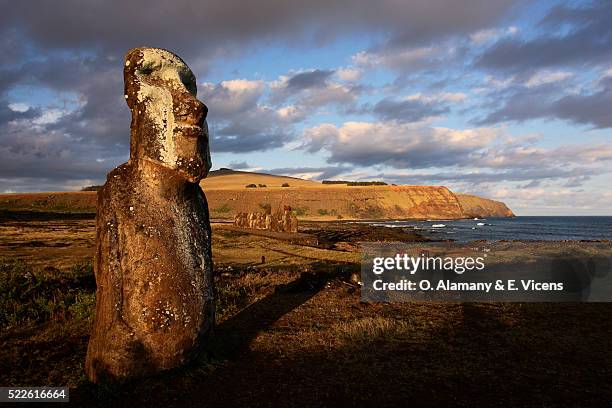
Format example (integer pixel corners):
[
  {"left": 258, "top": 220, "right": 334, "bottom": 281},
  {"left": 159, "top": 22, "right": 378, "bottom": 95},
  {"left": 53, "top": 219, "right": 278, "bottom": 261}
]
[{"left": 1, "top": 214, "right": 612, "bottom": 406}]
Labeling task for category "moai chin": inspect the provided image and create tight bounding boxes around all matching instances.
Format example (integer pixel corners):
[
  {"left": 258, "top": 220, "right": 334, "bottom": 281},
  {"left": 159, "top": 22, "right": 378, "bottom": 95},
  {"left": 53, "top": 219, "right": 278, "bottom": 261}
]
[{"left": 85, "top": 47, "right": 214, "bottom": 383}]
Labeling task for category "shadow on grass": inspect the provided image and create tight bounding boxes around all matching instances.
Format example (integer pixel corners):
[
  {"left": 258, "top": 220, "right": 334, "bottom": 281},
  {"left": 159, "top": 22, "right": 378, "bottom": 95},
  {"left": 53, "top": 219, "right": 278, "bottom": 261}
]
[
  {"left": 72, "top": 270, "right": 335, "bottom": 406},
  {"left": 212, "top": 270, "right": 333, "bottom": 357}
]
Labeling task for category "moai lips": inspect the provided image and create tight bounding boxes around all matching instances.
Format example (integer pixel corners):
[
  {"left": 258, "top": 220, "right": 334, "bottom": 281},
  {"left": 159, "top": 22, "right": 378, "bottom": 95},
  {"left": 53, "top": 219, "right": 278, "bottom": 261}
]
[{"left": 85, "top": 48, "right": 214, "bottom": 383}]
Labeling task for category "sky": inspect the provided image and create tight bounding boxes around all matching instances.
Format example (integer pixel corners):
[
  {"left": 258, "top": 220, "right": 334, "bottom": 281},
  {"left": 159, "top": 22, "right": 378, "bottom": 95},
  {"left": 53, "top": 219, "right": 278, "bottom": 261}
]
[{"left": 0, "top": 0, "right": 611, "bottom": 215}]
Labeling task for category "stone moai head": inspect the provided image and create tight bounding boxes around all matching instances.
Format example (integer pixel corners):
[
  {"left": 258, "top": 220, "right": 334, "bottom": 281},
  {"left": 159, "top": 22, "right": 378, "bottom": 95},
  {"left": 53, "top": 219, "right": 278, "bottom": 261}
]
[{"left": 124, "top": 47, "right": 211, "bottom": 183}]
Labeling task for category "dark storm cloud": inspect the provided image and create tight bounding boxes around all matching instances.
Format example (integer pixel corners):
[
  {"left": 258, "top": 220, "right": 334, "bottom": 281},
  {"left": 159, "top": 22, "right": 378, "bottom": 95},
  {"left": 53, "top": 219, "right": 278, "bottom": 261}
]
[
  {"left": 287, "top": 70, "right": 334, "bottom": 90},
  {"left": 1, "top": 0, "right": 518, "bottom": 56},
  {"left": 372, "top": 97, "right": 450, "bottom": 122},
  {"left": 0, "top": 69, "right": 25, "bottom": 96},
  {"left": 476, "top": 1, "right": 612, "bottom": 73}
]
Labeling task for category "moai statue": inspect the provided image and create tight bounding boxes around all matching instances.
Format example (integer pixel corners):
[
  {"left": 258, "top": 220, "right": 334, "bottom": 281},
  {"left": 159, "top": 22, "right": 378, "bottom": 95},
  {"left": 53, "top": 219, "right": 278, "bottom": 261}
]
[
  {"left": 271, "top": 211, "right": 281, "bottom": 232},
  {"left": 282, "top": 206, "right": 292, "bottom": 232},
  {"left": 85, "top": 48, "right": 214, "bottom": 383},
  {"left": 289, "top": 213, "right": 298, "bottom": 233},
  {"left": 265, "top": 214, "right": 272, "bottom": 230}
]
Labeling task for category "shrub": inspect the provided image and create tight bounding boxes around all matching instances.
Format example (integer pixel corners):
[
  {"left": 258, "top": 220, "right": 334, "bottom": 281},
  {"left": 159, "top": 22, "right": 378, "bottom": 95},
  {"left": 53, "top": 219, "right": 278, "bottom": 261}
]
[
  {"left": 281, "top": 183, "right": 290, "bottom": 187},
  {"left": 364, "top": 207, "right": 384, "bottom": 219},
  {"left": 246, "top": 184, "right": 257, "bottom": 188},
  {"left": 317, "top": 209, "right": 329, "bottom": 216},
  {"left": 293, "top": 207, "right": 308, "bottom": 216},
  {"left": 215, "top": 203, "right": 232, "bottom": 213},
  {"left": 347, "top": 181, "right": 387, "bottom": 186},
  {"left": 258, "top": 184, "right": 267, "bottom": 188},
  {"left": 0, "top": 259, "right": 95, "bottom": 330}
]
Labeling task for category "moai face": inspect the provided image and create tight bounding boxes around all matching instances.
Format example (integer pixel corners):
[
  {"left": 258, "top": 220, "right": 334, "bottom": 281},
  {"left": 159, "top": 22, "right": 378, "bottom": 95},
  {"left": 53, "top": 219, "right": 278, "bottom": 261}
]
[{"left": 124, "top": 47, "right": 211, "bottom": 183}]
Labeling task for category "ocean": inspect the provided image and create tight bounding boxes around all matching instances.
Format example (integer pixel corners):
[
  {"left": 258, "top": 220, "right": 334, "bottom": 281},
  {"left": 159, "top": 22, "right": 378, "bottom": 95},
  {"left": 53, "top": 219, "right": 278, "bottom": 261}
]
[{"left": 355, "top": 216, "right": 612, "bottom": 242}]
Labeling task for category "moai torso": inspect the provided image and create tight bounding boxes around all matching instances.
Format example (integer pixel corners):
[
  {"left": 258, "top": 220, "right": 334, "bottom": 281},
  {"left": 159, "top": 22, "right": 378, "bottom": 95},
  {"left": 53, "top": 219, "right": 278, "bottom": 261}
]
[{"left": 86, "top": 48, "right": 213, "bottom": 383}]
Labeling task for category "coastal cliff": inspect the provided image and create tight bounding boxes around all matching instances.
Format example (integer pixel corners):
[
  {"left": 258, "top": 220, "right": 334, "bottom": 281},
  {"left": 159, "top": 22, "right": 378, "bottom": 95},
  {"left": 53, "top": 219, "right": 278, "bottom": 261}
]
[
  {"left": 0, "top": 172, "right": 514, "bottom": 220},
  {"left": 204, "top": 185, "right": 513, "bottom": 220},
  {"left": 204, "top": 185, "right": 463, "bottom": 220},
  {"left": 455, "top": 193, "right": 515, "bottom": 218}
]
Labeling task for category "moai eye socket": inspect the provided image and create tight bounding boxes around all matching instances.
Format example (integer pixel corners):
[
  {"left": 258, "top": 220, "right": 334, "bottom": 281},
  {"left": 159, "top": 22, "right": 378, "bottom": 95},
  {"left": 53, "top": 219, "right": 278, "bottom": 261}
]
[
  {"left": 179, "top": 71, "right": 197, "bottom": 95},
  {"left": 138, "top": 66, "right": 154, "bottom": 75}
]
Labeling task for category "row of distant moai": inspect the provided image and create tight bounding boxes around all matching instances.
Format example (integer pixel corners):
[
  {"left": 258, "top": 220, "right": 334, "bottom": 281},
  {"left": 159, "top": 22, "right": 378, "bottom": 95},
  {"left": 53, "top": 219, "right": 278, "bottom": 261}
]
[{"left": 234, "top": 205, "right": 298, "bottom": 233}]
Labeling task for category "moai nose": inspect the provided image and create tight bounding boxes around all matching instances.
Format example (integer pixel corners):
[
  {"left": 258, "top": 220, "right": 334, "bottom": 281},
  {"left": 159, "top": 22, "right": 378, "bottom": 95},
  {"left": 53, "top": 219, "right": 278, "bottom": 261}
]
[{"left": 175, "top": 92, "right": 207, "bottom": 126}]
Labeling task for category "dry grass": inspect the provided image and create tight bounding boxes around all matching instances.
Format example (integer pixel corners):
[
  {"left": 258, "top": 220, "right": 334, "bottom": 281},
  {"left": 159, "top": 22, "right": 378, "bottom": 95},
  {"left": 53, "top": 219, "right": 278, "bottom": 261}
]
[
  {"left": 331, "top": 317, "right": 413, "bottom": 344},
  {"left": 2, "top": 215, "right": 612, "bottom": 406},
  {"left": 202, "top": 171, "right": 320, "bottom": 190}
]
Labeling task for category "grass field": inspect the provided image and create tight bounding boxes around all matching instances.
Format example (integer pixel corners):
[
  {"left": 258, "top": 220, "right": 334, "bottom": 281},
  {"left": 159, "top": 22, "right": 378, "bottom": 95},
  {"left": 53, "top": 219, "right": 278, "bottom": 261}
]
[{"left": 1, "top": 214, "right": 612, "bottom": 406}]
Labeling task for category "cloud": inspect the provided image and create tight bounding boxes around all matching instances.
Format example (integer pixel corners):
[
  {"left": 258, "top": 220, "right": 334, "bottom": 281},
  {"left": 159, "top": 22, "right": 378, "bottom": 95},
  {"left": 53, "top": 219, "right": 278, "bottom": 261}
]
[
  {"left": 270, "top": 70, "right": 360, "bottom": 109},
  {"left": 1, "top": 0, "right": 609, "bottom": 204},
  {"left": 353, "top": 44, "right": 456, "bottom": 73},
  {"left": 200, "top": 79, "right": 266, "bottom": 116},
  {"left": 476, "top": 76, "right": 612, "bottom": 128},
  {"left": 488, "top": 187, "right": 612, "bottom": 215},
  {"left": 375, "top": 167, "right": 598, "bottom": 186},
  {"left": 0, "top": 100, "right": 40, "bottom": 123},
  {"left": 552, "top": 79, "right": 612, "bottom": 128},
  {"left": 524, "top": 70, "right": 574, "bottom": 88},
  {"left": 476, "top": 1, "right": 612, "bottom": 73},
  {"left": 286, "top": 69, "right": 334, "bottom": 89},
  {"left": 371, "top": 93, "right": 465, "bottom": 122},
  {"left": 199, "top": 78, "right": 305, "bottom": 153},
  {"left": 0, "top": 59, "right": 130, "bottom": 190},
  {"left": 335, "top": 67, "right": 363, "bottom": 82},
  {"left": 0, "top": 0, "right": 520, "bottom": 192},
  {"left": 267, "top": 165, "right": 353, "bottom": 180},
  {"left": 300, "top": 119, "right": 612, "bottom": 199},
  {"left": 469, "top": 142, "right": 612, "bottom": 172},
  {"left": 2, "top": 0, "right": 518, "bottom": 56},
  {"left": 303, "top": 121, "right": 500, "bottom": 168},
  {"left": 0, "top": 116, "right": 113, "bottom": 184},
  {"left": 227, "top": 161, "right": 250, "bottom": 170},
  {"left": 469, "top": 26, "right": 518, "bottom": 45}
]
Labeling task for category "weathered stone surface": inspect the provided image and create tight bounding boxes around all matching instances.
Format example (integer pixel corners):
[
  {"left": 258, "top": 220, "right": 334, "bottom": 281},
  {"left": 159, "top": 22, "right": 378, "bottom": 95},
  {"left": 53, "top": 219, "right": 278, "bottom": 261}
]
[{"left": 85, "top": 47, "right": 214, "bottom": 383}]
